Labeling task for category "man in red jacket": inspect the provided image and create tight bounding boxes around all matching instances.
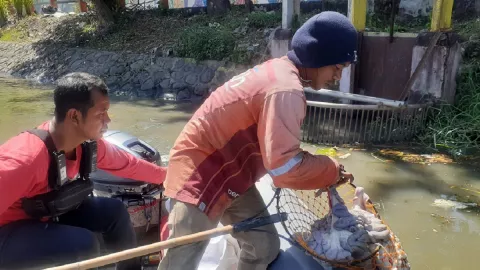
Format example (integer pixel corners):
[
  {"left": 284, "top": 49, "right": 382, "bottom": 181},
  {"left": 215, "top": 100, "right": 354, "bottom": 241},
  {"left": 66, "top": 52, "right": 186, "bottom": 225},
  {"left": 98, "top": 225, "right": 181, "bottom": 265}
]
[
  {"left": 0, "top": 72, "right": 166, "bottom": 269},
  {"left": 159, "top": 11, "right": 356, "bottom": 270}
]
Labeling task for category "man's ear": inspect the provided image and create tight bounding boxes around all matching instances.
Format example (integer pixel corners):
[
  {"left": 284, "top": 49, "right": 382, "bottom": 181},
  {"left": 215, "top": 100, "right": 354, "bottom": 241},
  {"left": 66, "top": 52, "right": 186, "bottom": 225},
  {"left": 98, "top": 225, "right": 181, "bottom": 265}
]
[{"left": 66, "top": 109, "right": 80, "bottom": 125}]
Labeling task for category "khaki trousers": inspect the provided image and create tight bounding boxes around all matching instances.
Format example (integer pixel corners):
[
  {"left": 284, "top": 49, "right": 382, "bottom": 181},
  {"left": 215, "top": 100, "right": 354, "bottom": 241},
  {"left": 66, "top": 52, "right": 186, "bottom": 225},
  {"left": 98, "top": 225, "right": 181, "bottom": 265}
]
[{"left": 158, "top": 187, "right": 281, "bottom": 270}]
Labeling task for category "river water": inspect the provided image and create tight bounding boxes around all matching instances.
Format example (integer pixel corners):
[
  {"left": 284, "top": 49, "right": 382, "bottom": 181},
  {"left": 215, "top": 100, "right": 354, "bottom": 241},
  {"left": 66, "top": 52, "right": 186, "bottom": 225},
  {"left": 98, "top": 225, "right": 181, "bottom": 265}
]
[{"left": 1, "top": 76, "right": 479, "bottom": 269}]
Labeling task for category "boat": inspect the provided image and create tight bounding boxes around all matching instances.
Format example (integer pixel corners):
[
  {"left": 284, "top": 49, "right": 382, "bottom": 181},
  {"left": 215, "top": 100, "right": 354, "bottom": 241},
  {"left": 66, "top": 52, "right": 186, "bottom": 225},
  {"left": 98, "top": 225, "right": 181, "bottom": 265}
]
[{"left": 90, "top": 130, "right": 334, "bottom": 270}]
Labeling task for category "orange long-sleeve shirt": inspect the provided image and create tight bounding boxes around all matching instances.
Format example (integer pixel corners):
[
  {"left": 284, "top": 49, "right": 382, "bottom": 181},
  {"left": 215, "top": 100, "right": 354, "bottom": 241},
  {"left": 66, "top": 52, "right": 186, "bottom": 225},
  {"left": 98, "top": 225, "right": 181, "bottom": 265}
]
[
  {"left": 0, "top": 121, "right": 166, "bottom": 226},
  {"left": 164, "top": 56, "right": 340, "bottom": 220}
]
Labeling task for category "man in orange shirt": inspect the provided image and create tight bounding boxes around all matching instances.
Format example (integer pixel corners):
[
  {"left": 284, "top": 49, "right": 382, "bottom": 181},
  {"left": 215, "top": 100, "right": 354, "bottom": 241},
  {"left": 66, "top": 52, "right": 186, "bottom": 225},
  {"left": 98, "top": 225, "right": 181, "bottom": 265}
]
[
  {"left": 159, "top": 11, "right": 357, "bottom": 270},
  {"left": 0, "top": 72, "right": 166, "bottom": 269}
]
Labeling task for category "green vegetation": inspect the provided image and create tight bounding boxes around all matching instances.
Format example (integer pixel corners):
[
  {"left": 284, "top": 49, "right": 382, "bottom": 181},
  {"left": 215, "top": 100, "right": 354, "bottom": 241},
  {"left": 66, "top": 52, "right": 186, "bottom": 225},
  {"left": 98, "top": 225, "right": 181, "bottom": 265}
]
[
  {"left": 23, "top": 0, "right": 33, "bottom": 15},
  {"left": 366, "top": 13, "right": 430, "bottom": 33},
  {"left": 177, "top": 25, "right": 235, "bottom": 61},
  {"left": 417, "top": 18, "right": 480, "bottom": 157},
  {"left": 0, "top": 0, "right": 9, "bottom": 24},
  {"left": 418, "top": 60, "right": 480, "bottom": 157},
  {"left": 77, "top": 7, "right": 283, "bottom": 65},
  {"left": 1, "top": 2, "right": 478, "bottom": 157},
  {"left": 0, "top": 0, "right": 35, "bottom": 26},
  {"left": 173, "top": 10, "right": 282, "bottom": 63},
  {"left": 174, "top": 9, "right": 281, "bottom": 63},
  {"left": 0, "top": 27, "right": 23, "bottom": 41},
  {"left": 0, "top": 6, "right": 284, "bottom": 63},
  {"left": 12, "top": 0, "right": 22, "bottom": 16},
  {"left": 247, "top": 11, "right": 281, "bottom": 28},
  {"left": 359, "top": 11, "right": 480, "bottom": 158}
]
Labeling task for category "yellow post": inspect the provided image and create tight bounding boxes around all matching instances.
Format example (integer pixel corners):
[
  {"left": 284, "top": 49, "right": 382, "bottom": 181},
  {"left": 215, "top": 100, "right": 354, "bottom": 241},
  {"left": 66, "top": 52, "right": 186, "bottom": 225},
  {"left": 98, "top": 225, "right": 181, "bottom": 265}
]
[
  {"left": 338, "top": 0, "right": 367, "bottom": 101},
  {"left": 431, "top": 0, "right": 454, "bottom": 31},
  {"left": 349, "top": 0, "right": 367, "bottom": 31}
]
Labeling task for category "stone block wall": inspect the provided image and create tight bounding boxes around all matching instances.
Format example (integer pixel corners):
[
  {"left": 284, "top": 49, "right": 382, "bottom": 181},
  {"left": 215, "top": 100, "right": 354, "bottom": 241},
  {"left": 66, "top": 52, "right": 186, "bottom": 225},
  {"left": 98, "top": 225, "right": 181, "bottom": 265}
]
[{"left": 0, "top": 42, "right": 246, "bottom": 102}]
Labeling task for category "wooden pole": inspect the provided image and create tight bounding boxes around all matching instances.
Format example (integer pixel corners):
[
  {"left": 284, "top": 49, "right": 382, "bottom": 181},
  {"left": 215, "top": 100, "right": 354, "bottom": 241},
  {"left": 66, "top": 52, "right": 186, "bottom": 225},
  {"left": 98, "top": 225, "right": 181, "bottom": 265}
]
[{"left": 44, "top": 225, "right": 234, "bottom": 270}]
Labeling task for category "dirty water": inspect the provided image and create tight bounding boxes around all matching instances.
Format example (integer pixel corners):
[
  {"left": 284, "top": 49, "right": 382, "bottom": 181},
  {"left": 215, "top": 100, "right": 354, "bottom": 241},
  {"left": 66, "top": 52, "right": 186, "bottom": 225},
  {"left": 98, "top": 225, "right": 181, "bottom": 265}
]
[
  {"left": 0, "top": 76, "right": 194, "bottom": 152},
  {"left": 1, "top": 77, "right": 479, "bottom": 270}
]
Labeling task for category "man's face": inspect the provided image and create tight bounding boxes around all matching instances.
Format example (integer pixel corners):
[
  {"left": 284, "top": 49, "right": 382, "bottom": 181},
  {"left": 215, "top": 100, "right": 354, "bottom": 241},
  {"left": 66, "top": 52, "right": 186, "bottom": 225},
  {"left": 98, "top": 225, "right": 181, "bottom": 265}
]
[
  {"left": 76, "top": 90, "right": 111, "bottom": 141},
  {"left": 310, "top": 63, "right": 350, "bottom": 90}
]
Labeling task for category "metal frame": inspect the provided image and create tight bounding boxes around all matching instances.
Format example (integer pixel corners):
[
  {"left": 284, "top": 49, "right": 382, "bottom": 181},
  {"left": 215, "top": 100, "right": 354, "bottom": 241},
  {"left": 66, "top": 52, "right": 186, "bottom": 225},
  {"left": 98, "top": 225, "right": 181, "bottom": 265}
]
[
  {"left": 304, "top": 88, "right": 406, "bottom": 107},
  {"left": 301, "top": 101, "right": 432, "bottom": 146}
]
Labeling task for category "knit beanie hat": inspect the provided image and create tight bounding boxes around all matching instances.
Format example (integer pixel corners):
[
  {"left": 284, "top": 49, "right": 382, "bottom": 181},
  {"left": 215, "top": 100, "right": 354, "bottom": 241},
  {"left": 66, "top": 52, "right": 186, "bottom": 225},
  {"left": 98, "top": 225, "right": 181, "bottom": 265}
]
[{"left": 287, "top": 11, "right": 358, "bottom": 68}]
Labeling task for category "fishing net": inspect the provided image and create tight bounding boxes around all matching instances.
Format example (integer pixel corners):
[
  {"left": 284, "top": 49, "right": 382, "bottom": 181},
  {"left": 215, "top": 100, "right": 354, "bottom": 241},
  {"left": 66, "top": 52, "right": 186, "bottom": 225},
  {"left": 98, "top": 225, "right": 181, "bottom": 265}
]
[{"left": 275, "top": 182, "right": 410, "bottom": 270}]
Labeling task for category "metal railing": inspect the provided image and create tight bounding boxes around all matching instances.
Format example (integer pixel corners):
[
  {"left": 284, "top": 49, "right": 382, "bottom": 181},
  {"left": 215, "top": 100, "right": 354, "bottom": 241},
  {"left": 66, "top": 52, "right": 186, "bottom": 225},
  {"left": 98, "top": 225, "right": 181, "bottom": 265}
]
[{"left": 301, "top": 100, "right": 431, "bottom": 146}]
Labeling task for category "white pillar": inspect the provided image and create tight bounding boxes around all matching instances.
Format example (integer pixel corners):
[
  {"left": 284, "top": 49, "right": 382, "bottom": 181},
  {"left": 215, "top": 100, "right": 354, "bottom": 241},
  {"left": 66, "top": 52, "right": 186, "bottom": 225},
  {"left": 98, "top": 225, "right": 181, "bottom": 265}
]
[
  {"left": 294, "top": 0, "right": 300, "bottom": 18},
  {"left": 273, "top": 0, "right": 301, "bottom": 58},
  {"left": 338, "top": 0, "right": 366, "bottom": 103},
  {"left": 282, "top": 0, "right": 300, "bottom": 29},
  {"left": 282, "top": 0, "right": 294, "bottom": 29},
  {"left": 339, "top": 66, "right": 353, "bottom": 103}
]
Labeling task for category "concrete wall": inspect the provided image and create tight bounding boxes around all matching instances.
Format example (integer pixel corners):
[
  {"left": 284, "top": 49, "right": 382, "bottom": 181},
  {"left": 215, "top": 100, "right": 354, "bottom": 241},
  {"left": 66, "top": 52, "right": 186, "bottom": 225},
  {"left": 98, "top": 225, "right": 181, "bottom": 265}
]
[
  {"left": 0, "top": 42, "right": 246, "bottom": 102},
  {"left": 410, "top": 33, "right": 463, "bottom": 104}
]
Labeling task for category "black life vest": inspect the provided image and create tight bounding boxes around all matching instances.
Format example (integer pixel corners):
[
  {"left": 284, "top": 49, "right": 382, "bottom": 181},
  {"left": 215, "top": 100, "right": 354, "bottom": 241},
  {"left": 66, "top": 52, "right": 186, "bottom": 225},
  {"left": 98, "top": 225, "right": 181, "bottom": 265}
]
[{"left": 21, "top": 129, "right": 98, "bottom": 220}]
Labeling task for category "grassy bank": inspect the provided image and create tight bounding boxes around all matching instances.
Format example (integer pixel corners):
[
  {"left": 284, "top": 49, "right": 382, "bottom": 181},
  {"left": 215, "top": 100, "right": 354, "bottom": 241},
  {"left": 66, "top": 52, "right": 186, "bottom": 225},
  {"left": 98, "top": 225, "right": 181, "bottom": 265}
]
[
  {"left": 417, "top": 60, "right": 480, "bottom": 157},
  {"left": 0, "top": 7, "right": 433, "bottom": 65},
  {"left": 0, "top": 7, "right": 355, "bottom": 65},
  {"left": 0, "top": 8, "right": 286, "bottom": 65},
  {"left": 417, "top": 18, "right": 480, "bottom": 158}
]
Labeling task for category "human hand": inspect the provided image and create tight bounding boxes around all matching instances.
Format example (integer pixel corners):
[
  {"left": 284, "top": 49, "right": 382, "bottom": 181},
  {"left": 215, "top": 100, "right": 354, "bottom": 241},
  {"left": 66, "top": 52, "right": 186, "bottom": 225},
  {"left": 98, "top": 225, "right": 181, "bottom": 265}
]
[
  {"left": 337, "top": 164, "right": 354, "bottom": 186},
  {"left": 314, "top": 165, "right": 354, "bottom": 197}
]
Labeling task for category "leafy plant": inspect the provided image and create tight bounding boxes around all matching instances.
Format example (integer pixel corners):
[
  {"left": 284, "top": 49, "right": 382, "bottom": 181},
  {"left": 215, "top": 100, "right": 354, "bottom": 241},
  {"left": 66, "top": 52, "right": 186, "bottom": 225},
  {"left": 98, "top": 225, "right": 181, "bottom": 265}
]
[
  {"left": 157, "top": 0, "right": 169, "bottom": 15},
  {"left": 13, "top": 0, "right": 22, "bottom": 17},
  {"left": 176, "top": 25, "right": 235, "bottom": 61},
  {"left": 247, "top": 11, "right": 281, "bottom": 28},
  {"left": 0, "top": 0, "right": 9, "bottom": 24},
  {"left": 417, "top": 60, "right": 480, "bottom": 156},
  {"left": 416, "top": 17, "right": 480, "bottom": 157},
  {"left": 23, "top": 0, "right": 32, "bottom": 15}
]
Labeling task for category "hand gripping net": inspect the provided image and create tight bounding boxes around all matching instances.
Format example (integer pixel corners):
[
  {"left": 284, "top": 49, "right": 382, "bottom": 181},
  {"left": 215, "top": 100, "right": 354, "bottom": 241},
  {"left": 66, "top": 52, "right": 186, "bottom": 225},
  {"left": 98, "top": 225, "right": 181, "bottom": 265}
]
[{"left": 275, "top": 183, "right": 410, "bottom": 270}]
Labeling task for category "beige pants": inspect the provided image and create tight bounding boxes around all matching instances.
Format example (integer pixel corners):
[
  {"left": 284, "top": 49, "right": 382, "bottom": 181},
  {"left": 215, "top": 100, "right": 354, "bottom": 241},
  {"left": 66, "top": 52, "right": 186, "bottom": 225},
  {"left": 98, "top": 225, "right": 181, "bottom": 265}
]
[{"left": 158, "top": 187, "right": 281, "bottom": 270}]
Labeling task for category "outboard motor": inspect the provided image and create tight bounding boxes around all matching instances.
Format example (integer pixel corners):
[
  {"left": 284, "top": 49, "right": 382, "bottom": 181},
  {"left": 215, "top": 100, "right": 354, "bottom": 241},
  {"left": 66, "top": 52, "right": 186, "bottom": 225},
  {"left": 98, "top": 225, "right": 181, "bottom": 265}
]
[{"left": 90, "top": 130, "right": 165, "bottom": 233}]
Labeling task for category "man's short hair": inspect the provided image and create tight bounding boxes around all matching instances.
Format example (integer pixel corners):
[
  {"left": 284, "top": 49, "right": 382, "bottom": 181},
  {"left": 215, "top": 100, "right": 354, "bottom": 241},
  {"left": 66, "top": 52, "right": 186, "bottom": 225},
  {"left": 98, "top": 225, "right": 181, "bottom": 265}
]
[{"left": 54, "top": 72, "right": 109, "bottom": 122}]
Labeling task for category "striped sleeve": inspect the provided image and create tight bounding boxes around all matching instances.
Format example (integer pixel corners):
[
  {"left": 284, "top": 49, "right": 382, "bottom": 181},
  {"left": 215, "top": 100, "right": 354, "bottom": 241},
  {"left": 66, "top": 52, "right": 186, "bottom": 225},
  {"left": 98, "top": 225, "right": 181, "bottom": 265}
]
[{"left": 257, "top": 91, "right": 340, "bottom": 190}]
